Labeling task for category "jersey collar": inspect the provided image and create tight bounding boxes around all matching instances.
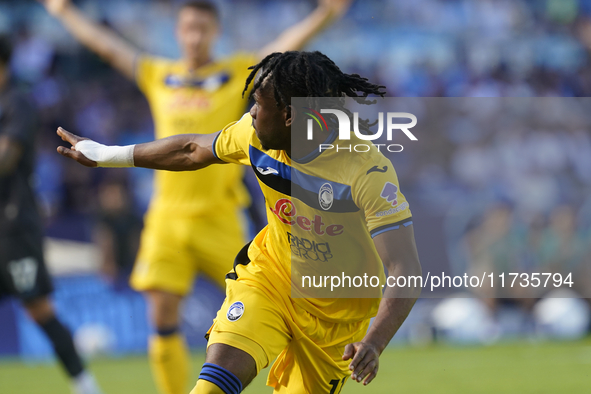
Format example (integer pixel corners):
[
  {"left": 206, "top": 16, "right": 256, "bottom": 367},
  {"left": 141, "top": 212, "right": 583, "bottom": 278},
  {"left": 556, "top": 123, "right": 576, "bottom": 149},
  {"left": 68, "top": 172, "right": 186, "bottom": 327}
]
[{"left": 292, "top": 122, "right": 338, "bottom": 164}]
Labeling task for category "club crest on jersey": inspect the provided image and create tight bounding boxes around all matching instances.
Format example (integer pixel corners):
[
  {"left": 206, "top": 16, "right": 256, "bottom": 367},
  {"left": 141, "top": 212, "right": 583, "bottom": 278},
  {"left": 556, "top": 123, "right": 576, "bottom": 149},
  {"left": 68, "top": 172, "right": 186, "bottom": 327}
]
[
  {"left": 227, "top": 301, "right": 244, "bottom": 322},
  {"left": 318, "top": 183, "right": 334, "bottom": 210}
]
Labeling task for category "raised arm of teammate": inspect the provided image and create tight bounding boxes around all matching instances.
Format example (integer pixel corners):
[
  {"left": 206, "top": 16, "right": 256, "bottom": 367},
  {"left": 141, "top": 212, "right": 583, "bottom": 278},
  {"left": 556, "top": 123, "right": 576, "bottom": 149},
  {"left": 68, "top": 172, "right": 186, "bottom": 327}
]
[
  {"left": 41, "top": 0, "right": 138, "bottom": 79},
  {"left": 41, "top": 0, "right": 352, "bottom": 79},
  {"left": 256, "top": 0, "right": 353, "bottom": 59},
  {"left": 343, "top": 225, "right": 422, "bottom": 386},
  {"left": 56, "top": 127, "right": 221, "bottom": 171}
]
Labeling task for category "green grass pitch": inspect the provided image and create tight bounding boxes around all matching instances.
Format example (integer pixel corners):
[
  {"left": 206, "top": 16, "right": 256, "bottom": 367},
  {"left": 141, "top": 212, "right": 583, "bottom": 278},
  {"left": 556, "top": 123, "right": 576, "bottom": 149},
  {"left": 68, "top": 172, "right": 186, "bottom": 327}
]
[{"left": 1, "top": 339, "right": 590, "bottom": 393}]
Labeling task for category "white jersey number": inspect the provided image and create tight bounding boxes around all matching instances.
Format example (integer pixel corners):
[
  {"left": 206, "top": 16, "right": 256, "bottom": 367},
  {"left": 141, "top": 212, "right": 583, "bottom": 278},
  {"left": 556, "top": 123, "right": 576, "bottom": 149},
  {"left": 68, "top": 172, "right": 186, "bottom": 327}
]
[{"left": 8, "top": 257, "right": 38, "bottom": 293}]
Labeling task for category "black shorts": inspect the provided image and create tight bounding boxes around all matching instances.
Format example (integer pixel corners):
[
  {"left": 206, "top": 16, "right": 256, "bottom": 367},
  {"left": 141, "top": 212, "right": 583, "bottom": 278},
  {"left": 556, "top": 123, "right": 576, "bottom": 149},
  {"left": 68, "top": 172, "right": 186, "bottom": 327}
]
[{"left": 0, "top": 231, "right": 53, "bottom": 302}]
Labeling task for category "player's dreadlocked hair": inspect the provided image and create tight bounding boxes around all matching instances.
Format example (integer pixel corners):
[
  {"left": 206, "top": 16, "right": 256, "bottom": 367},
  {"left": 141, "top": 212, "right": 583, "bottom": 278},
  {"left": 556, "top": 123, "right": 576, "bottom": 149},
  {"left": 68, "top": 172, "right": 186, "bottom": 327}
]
[{"left": 242, "top": 51, "right": 386, "bottom": 107}]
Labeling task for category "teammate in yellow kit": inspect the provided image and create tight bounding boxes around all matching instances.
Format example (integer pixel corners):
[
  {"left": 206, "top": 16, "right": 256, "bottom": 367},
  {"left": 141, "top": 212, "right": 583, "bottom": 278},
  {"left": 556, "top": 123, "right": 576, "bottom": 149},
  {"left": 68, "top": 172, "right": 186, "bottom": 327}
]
[
  {"left": 57, "top": 51, "right": 422, "bottom": 394},
  {"left": 42, "top": 1, "right": 352, "bottom": 393}
]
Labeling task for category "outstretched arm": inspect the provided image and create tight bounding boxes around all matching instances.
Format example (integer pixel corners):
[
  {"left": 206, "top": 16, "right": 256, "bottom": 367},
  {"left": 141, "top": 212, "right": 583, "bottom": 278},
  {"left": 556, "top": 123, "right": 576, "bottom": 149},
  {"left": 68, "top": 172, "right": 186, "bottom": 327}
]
[
  {"left": 41, "top": 0, "right": 138, "bottom": 79},
  {"left": 257, "top": 0, "right": 352, "bottom": 59},
  {"left": 56, "top": 127, "right": 222, "bottom": 171},
  {"left": 343, "top": 225, "right": 422, "bottom": 386}
]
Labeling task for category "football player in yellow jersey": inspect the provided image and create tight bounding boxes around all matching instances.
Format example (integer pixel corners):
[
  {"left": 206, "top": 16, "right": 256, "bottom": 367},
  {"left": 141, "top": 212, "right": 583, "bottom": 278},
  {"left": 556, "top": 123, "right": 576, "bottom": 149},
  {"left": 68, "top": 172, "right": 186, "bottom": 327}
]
[
  {"left": 42, "top": 1, "right": 351, "bottom": 393},
  {"left": 57, "top": 51, "right": 422, "bottom": 394}
]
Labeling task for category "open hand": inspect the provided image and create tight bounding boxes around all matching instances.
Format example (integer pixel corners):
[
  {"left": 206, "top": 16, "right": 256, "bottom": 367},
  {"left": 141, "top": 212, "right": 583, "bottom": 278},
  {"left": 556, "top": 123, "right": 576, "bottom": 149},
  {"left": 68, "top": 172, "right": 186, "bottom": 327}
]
[
  {"left": 342, "top": 341, "right": 380, "bottom": 386},
  {"left": 56, "top": 127, "right": 97, "bottom": 167}
]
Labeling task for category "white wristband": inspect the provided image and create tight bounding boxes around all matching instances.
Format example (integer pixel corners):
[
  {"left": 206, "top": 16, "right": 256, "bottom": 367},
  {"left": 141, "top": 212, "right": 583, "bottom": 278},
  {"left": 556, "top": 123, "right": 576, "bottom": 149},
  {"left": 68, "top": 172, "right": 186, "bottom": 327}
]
[{"left": 75, "top": 140, "right": 135, "bottom": 168}]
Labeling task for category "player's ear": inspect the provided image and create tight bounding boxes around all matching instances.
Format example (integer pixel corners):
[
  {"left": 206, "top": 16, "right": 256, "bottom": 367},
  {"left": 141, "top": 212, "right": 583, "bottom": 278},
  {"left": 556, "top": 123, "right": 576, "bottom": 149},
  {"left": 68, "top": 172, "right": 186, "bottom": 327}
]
[{"left": 285, "top": 105, "right": 295, "bottom": 127}]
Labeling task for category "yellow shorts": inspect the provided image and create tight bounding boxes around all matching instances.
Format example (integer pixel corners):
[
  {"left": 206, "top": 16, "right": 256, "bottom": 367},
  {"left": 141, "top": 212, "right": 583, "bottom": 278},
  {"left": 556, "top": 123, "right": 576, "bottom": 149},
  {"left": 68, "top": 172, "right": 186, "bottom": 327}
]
[
  {"left": 206, "top": 264, "right": 370, "bottom": 394},
  {"left": 130, "top": 209, "right": 247, "bottom": 295}
]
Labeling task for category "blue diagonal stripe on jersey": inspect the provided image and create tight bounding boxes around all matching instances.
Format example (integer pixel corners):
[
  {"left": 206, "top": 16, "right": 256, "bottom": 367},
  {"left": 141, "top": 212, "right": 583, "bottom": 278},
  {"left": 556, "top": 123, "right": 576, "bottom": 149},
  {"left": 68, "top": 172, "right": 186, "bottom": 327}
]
[
  {"left": 249, "top": 146, "right": 292, "bottom": 181},
  {"left": 249, "top": 146, "right": 353, "bottom": 200}
]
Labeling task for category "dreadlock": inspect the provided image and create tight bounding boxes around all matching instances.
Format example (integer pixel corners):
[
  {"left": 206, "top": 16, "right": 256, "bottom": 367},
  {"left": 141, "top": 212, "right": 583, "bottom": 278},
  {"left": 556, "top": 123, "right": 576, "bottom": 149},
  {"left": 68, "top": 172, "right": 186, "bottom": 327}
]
[
  {"left": 242, "top": 51, "right": 385, "bottom": 106},
  {"left": 242, "top": 51, "right": 386, "bottom": 135}
]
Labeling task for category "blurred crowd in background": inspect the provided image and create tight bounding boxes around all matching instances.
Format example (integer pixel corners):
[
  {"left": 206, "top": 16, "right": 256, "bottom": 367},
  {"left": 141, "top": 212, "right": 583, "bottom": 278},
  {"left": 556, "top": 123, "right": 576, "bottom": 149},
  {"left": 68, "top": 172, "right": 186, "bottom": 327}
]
[
  {"left": 1, "top": 0, "right": 591, "bottom": 351},
  {"left": 379, "top": 97, "right": 591, "bottom": 343},
  {"left": 382, "top": 97, "right": 591, "bottom": 279}
]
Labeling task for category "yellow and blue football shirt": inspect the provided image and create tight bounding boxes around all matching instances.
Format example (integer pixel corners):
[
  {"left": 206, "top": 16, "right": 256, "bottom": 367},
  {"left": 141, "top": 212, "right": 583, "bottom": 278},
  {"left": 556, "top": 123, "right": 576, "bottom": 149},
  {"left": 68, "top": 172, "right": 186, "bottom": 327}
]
[
  {"left": 212, "top": 113, "right": 412, "bottom": 323},
  {"left": 136, "top": 53, "right": 257, "bottom": 215}
]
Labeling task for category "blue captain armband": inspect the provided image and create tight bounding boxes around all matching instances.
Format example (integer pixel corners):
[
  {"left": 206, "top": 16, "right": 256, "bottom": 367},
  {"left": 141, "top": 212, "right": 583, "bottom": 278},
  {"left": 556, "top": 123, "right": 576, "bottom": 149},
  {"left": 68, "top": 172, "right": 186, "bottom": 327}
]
[{"left": 198, "top": 363, "right": 243, "bottom": 394}]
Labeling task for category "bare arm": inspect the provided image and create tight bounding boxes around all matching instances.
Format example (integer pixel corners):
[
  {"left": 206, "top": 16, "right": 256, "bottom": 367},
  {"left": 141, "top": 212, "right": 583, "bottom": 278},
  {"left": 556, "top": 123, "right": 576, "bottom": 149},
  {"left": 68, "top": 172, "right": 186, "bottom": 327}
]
[
  {"left": 257, "top": 0, "right": 352, "bottom": 59},
  {"left": 56, "top": 127, "right": 222, "bottom": 171},
  {"left": 0, "top": 136, "right": 23, "bottom": 176},
  {"left": 41, "top": 0, "right": 138, "bottom": 79},
  {"left": 343, "top": 224, "right": 422, "bottom": 386}
]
